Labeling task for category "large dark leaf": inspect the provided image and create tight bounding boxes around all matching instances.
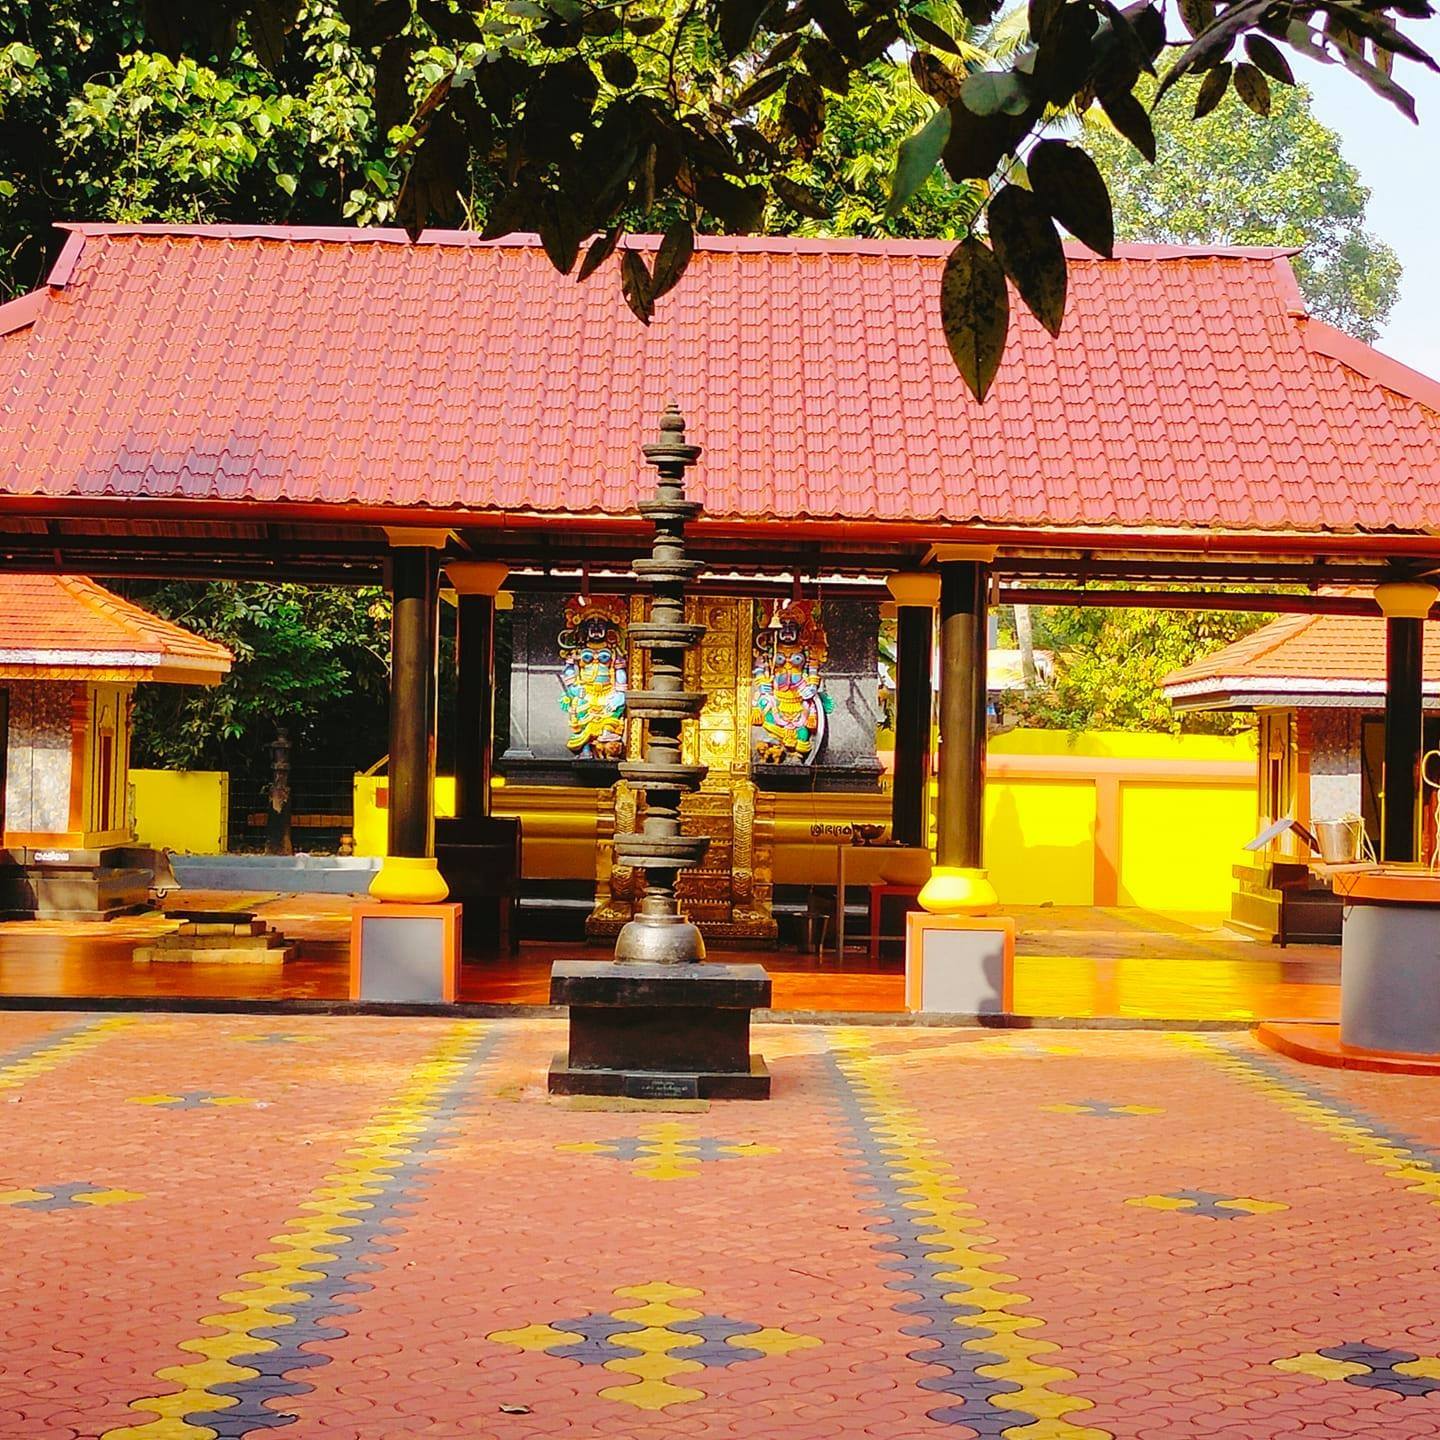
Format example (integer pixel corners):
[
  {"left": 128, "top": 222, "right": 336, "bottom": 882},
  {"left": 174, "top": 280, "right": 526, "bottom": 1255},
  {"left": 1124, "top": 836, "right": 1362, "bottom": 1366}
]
[
  {"left": 341, "top": 0, "right": 410, "bottom": 47},
  {"left": 1193, "top": 61, "right": 1231, "bottom": 115},
  {"left": 599, "top": 50, "right": 639, "bottom": 88},
  {"left": 374, "top": 37, "right": 410, "bottom": 134},
  {"left": 1099, "top": 87, "right": 1155, "bottom": 161},
  {"left": 620, "top": 248, "right": 654, "bottom": 324},
  {"left": 246, "top": 0, "right": 296, "bottom": 71},
  {"left": 1232, "top": 59, "right": 1271, "bottom": 113},
  {"left": 1176, "top": 0, "right": 1216, "bottom": 38},
  {"left": 1244, "top": 34, "right": 1295, "bottom": 83},
  {"left": 780, "top": 72, "right": 827, "bottom": 156},
  {"left": 732, "top": 68, "right": 790, "bottom": 109},
  {"left": 760, "top": 32, "right": 804, "bottom": 69},
  {"left": 577, "top": 227, "right": 622, "bottom": 282},
  {"left": 1028, "top": 0, "right": 1064, "bottom": 43},
  {"left": 537, "top": 193, "right": 586, "bottom": 274},
  {"left": 396, "top": 111, "right": 467, "bottom": 239},
  {"left": 941, "top": 99, "right": 1028, "bottom": 181},
  {"left": 652, "top": 222, "right": 695, "bottom": 299},
  {"left": 1333, "top": 38, "right": 1419, "bottom": 119},
  {"left": 911, "top": 51, "right": 964, "bottom": 106},
  {"left": 808, "top": 0, "right": 862, "bottom": 58},
  {"left": 1027, "top": 140, "right": 1114, "bottom": 258},
  {"left": 772, "top": 174, "right": 831, "bottom": 218},
  {"left": 909, "top": 12, "right": 966, "bottom": 54},
  {"left": 695, "top": 175, "right": 767, "bottom": 231},
  {"left": 1032, "top": 3, "right": 1098, "bottom": 106},
  {"left": 1156, "top": 0, "right": 1267, "bottom": 98},
  {"left": 885, "top": 106, "right": 952, "bottom": 217},
  {"left": 802, "top": 35, "right": 852, "bottom": 93},
  {"left": 718, "top": 0, "right": 771, "bottom": 54},
  {"left": 988, "top": 185, "right": 1067, "bottom": 337},
  {"left": 1120, "top": 1, "right": 1167, "bottom": 62},
  {"left": 940, "top": 237, "right": 1010, "bottom": 402},
  {"left": 1318, "top": 5, "right": 1439, "bottom": 70}
]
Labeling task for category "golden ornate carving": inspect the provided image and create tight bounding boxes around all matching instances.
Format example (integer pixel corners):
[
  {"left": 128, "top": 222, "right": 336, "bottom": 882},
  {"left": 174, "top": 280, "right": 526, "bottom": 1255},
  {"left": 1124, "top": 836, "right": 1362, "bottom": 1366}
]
[{"left": 587, "top": 598, "right": 776, "bottom": 944}]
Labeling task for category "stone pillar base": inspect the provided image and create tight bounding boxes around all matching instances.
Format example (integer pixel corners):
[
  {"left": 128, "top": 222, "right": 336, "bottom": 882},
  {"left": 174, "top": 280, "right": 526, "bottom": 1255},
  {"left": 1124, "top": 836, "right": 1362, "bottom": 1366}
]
[
  {"left": 917, "top": 864, "right": 998, "bottom": 914},
  {"left": 548, "top": 960, "right": 771, "bottom": 1099},
  {"left": 905, "top": 911, "right": 1014, "bottom": 1014},
  {"left": 368, "top": 854, "right": 450, "bottom": 904},
  {"left": 350, "top": 900, "right": 462, "bottom": 1003}
]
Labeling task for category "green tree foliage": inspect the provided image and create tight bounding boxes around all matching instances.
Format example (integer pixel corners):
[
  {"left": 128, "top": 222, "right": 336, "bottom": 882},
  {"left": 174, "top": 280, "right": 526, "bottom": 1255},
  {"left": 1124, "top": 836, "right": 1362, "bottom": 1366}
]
[
  {"left": 4, "top": 0, "right": 1429, "bottom": 390},
  {"left": 1010, "top": 604, "right": 1269, "bottom": 734},
  {"left": 1091, "top": 77, "right": 1400, "bottom": 340},
  {"left": 0, "top": 2, "right": 384, "bottom": 298},
  {"left": 121, "top": 581, "right": 391, "bottom": 773}
]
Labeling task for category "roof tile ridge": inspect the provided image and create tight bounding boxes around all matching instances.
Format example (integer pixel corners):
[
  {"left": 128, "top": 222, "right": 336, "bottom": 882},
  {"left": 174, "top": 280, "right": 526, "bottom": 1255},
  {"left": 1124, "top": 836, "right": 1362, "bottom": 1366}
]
[
  {"left": 1300, "top": 315, "right": 1440, "bottom": 415},
  {"left": 1243, "top": 610, "right": 1323, "bottom": 669},
  {"left": 61, "top": 575, "right": 167, "bottom": 653}
]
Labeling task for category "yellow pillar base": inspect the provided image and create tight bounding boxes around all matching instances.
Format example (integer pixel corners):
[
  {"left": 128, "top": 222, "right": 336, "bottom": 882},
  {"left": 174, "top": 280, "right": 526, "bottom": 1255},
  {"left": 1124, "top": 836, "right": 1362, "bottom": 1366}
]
[
  {"left": 368, "top": 855, "right": 450, "bottom": 904},
  {"left": 917, "top": 865, "right": 998, "bottom": 915}
]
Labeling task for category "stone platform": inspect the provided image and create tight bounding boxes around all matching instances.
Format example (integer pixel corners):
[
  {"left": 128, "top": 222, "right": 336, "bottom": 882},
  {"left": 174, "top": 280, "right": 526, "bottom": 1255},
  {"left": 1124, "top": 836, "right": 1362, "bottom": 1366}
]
[
  {"left": 548, "top": 959, "right": 771, "bottom": 1099},
  {"left": 134, "top": 911, "right": 294, "bottom": 964}
]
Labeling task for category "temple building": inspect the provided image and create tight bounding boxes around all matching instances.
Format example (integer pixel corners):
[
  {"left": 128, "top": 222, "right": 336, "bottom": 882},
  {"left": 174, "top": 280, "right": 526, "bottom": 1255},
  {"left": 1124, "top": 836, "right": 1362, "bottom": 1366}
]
[
  {"left": 1164, "top": 608, "right": 1440, "bottom": 944},
  {"left": 0, "top": 573, "right": 231, "bottom": 916},
  {"left": 3, "top": 224, "right": 1440, "bottom": 998}
]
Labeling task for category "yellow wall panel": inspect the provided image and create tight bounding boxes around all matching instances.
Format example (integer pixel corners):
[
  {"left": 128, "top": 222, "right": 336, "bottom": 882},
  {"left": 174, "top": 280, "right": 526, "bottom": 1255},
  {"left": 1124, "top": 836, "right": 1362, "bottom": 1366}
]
[
  {"left": 131, "top": 769, "right": 229, "bottom": 854},
  {"left": 984, "top": 779, "right": 1097, "bottom": 905},
  {"left": 1118, "top": 781, "right": 1254, "bottom": 910}
]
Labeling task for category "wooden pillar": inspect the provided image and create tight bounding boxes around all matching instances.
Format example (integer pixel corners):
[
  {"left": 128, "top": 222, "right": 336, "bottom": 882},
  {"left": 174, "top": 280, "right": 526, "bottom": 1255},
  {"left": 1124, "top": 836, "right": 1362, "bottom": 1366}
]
[
  {"left": 918, "top": 553, "right": 998, "bottom": 913},
  {"left": 447, "top": 562, "right": 509, "bottom": 821},
  {"left": 886, "top": 573, "right": 938, "bottom": 849},
  {"left": 1376, "top": 579, "right": 1435, "bottom": 863},
  {"left": 370, "top": 531, "right": 450, "bottom": 903}
]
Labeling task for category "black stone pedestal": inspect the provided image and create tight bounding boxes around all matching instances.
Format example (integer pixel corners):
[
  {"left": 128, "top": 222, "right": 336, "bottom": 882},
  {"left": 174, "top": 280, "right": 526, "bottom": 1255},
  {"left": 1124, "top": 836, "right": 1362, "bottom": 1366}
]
[{"left": 548, "top": 960, "right": 772, "bottom": 1099}]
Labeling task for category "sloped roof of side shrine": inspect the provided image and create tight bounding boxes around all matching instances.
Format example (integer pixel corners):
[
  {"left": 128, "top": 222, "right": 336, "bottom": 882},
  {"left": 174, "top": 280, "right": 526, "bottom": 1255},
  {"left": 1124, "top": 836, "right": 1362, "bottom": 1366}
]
[
  {"left": 0, "top": 573, "right": 232, "bottom": 683},
  {"left": 2, "top": 223, "right": 1440, "bottom": 539},
  {"left": 1163, "top": 609, "right": 1440, "bottom": 711}
]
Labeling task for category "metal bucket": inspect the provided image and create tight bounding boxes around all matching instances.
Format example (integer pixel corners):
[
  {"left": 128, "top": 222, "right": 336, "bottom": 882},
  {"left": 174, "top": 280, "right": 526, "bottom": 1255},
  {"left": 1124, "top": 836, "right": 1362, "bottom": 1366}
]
[{"left": 1314, "top": 816, "right": 1364, "bottom": 864}]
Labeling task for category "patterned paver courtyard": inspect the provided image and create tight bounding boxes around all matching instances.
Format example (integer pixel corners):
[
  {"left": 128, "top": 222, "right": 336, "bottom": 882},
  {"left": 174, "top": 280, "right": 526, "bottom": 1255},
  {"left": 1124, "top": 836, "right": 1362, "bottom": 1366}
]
[{"left": 5, "top": 1012, "right": 1440, "bottom": 1438}]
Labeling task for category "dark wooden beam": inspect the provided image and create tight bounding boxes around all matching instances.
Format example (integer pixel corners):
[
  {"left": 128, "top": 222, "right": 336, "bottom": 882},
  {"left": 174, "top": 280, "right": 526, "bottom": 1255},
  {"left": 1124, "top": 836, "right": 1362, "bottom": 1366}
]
[
  {"left": 891, "top": 599, "right": 934, "bottom": 848},
  {"left": 387, "top": 547, "right": 440, "bottom": 860},
  {"left": 934, "top": 560, "right": 988, "bottom": 873},
  {"left": 1383, "top": 616, "right": 1425, "bottom": 863}
]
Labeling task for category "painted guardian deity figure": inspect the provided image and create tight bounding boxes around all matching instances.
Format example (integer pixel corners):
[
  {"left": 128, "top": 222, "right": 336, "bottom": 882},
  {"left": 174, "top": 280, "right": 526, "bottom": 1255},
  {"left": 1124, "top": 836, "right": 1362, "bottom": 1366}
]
[
  {"left": 558, "top": 598, "right": 628, "bottom": 761},
  {"left": 752, "top": 599, "right": 830, "bottom": 765}
]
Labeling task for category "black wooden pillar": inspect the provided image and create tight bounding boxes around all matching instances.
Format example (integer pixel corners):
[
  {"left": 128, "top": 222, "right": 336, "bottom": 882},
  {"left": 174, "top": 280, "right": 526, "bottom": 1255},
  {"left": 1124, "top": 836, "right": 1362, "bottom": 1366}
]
[
  {"left": 887, "top": 573, "right": 938, "bottom": 848},
  {"left": 371, "top": 537, "right": 448, "bottom": 902},
  {"left": 389, "top": 544, "right": 440, "bottom": 857},
  {"left": 1376, "top": 579, "right": 1436, "bottom": 864},
  {"left": 447, "top": 562, "right": 508, "bottom": 821},
  {"left": 934, "top": 559, "right": 989, "bottom": 872},
  {"left": 455, "top": 595, "right": 495, "bottom": 819}
]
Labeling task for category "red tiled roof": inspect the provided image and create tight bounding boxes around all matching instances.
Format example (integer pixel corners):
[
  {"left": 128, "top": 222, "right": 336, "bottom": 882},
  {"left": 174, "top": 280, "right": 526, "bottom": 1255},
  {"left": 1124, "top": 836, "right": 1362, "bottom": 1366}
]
[
  {"left": 3, "top": 224, "right": 1440, "bottom": 535},
  {"left": 1162, "top": 609, "right": 1440, "bottom": 709},
  {"left": 0, "top": 573, "right": 232, "bottom": 683}
]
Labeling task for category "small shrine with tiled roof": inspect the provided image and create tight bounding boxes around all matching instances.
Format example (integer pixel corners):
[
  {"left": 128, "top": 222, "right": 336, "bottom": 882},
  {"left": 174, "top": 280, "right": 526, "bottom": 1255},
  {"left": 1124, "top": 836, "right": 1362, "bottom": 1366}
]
[
  {"left": 0, "top": 574, "right": 231, "bottom": 918},
  {"left": 1163, "top": 609, "right": 1440, "bottom": 947}
]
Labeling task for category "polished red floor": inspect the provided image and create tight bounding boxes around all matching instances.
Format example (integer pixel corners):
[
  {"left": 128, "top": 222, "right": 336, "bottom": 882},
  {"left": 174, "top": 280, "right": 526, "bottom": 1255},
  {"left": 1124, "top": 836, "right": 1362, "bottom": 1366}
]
[{"left": 0, "top": 895, "right": 1340, "bottom": 1021}]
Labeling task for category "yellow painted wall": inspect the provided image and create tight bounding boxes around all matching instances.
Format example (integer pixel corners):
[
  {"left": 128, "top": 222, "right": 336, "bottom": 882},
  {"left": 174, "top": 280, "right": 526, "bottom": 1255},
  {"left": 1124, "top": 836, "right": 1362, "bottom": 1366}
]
[
  {"left": 348, "top": 729, "right": 1258, "bottom": 909},
  {"left": 984, "top": 779, "right": 1097, "bottom": 905},
  {"left": 989, "top": 729, "right": 1255, "bottom": 761},
  {"left": 1118, "top": 782, "right": 1255, "bottom": 910},
  {"left": 131, "top": 769, "right": 230, "bottom": 854},
  {"left": 353, "top": 775, "right": 455, "bottom": 858}
]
